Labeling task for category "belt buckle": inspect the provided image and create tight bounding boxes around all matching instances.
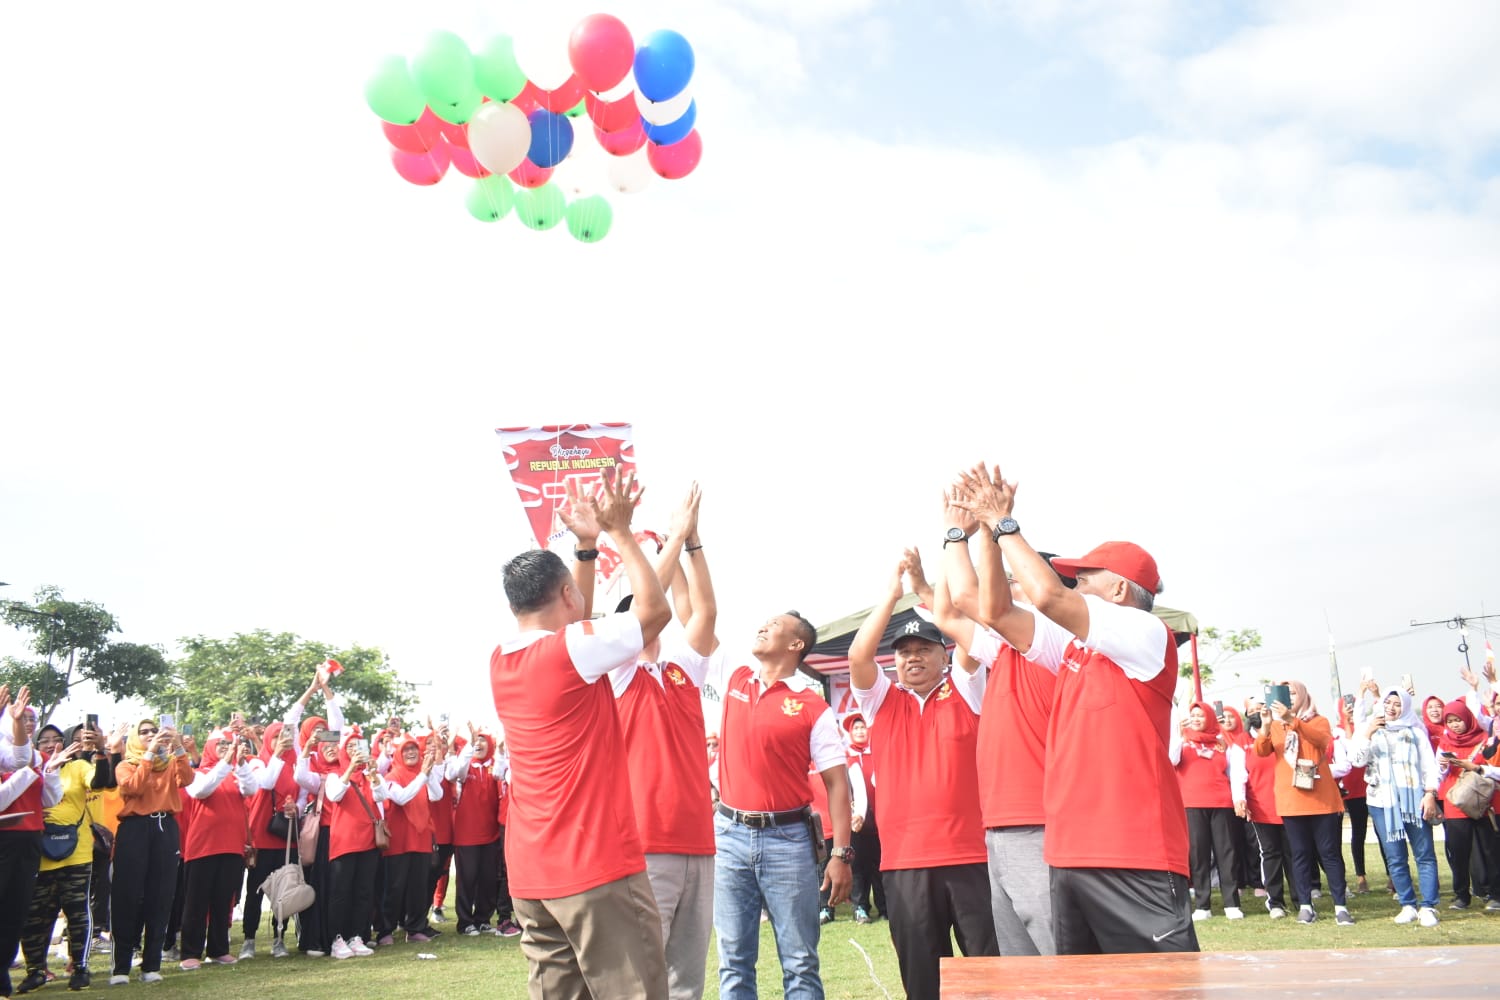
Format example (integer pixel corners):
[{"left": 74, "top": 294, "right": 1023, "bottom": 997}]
[{"left": 741, "top": 811, "right": 771, "bottom": 829}]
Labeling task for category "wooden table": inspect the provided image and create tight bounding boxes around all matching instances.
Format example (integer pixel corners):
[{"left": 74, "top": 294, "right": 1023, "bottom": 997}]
[{"left": 942, "top": 945, "right": 1500, "bottom": 998}]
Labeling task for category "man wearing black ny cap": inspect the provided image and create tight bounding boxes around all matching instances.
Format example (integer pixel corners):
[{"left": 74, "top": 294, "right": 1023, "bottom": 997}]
[{"left": 847, "top": 553, "right": 998, "bottom": 1000}]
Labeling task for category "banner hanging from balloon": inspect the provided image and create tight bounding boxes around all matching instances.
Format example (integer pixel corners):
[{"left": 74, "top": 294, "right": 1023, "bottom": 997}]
[{"left": 367, "top": 16, "right": 704, "bottom": 243}]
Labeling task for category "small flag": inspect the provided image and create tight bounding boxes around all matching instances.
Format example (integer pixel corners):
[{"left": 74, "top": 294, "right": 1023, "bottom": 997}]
[{"left": 1486, "top": 641, "right": 1494, "bottom": 664}]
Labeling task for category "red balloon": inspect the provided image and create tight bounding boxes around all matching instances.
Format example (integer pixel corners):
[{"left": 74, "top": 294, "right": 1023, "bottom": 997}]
[
  {"left": 448, "top": 142, "right": 490, "bottom": 178},
  {"left": 510, "top": 81, "right": 544, "bottom": 116},
  {"left": 383, "top": 107, "right": 445, "bottom": 153},
  {"left": 539, "top": 75, "right": 586, "bottom": 114},
  {"left": 390, "top": 143, "right": 451, "bottom": 186},
  {"left": 568, "top": 14, "right": 634, "bottom": 92},
  {"left": 439, "top": 120, "right": 470, "bottom": 149},
  {"left": 595, "top": 119, "right": 646, "bottom": 156},
  {"left": 584, "top": 90, "right": 639, "bottom": 133},
  {"left": 647, "top": 129, "right": 702, "bottom": 180},
  {"left": 508, "top": 159, "right": 554, "bottom": 188}
]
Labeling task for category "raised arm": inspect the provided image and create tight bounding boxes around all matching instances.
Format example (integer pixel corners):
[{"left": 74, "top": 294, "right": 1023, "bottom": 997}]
[
  {"left": 950, "top": 474, "right": 1041, "bottom": 651},
  {"left": 594, "top": 469, "right": 671, "bottom": 644},
  {"left": 559, "top": 477, "right": 604, "bottom": 619},
  {"left": 849, "top": 559, "right": 905, "bottom": 693},
  {"left": 671, "top": 484, "right": 717, "bottom": 657}
]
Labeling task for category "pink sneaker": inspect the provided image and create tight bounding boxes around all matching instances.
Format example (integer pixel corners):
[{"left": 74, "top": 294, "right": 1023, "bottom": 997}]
[
  {"left": 209, "top": 955, "right": 237, "bottom": 965},
  {"left": 376, "top": 935, "right": 394, "bottom": 947},
  {"left": 331, "top": 937, "right": 353, "bottom": 960},
  {"left": 348, "top": 937, "right": 374, "bottom": 957},
  {"left": 408, "top": 933, "right": 432, "bottom": 943},
  {"left": 178, "top": 958, "right": 203, "bottom": 971}
]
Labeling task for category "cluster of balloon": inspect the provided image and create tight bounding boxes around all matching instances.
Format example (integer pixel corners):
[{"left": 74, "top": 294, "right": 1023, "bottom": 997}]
[{"left": 365, "top": 16, "right": 703, "bottom": 244}]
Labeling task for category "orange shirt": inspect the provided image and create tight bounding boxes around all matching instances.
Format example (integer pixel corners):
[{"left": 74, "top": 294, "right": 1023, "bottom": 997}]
[
  {"left": 115, "top": 756, "right": 195, "bottom": 816},
  {"left": 1252, "top": 715, "right": 1344, "bottom": 817}
]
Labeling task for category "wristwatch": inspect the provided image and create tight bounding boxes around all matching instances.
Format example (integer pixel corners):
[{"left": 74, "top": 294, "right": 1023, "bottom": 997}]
[
  {"left": 991, "top": 517, "right": 1020, "bottom": 542},
  {"left": 942, "top": 527, "right": 968, "bottom": 548},
  {"left": 830, "top": 845, "right": 855, "bottom": 863}
]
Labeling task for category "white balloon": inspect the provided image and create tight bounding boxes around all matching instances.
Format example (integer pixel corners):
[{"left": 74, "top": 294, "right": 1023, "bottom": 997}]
[
  {"left": 638, "top": 88, "right": 692, "bottom": 126},
  {"left": 607, "top": 149, "right": 654, "bottom": 194},
  {"left": 513, "top": 28, "right": 574, "bottom": 90},
  {"left": 467, "top": 102, "right": 531, "bottom": 175}
]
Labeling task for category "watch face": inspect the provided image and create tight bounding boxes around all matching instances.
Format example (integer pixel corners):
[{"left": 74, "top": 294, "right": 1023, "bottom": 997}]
[
  {"left": 998, "top": 517, "right": 1019, "bottom": 535},
  {"left": 945, "top": 527, "right": 967, "bottom": 542}
]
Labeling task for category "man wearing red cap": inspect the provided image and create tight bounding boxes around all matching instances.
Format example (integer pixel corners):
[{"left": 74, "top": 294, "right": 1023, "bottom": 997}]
[{"left": 954, "top": 465, "right": 1196, "bottom": 955}]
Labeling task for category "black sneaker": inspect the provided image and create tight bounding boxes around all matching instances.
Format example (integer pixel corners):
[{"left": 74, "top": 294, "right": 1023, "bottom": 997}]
[
  {"left": 1335, "top": 909, "right": 1355, "bottom": 926},
  {"left": 70, "top": 968, "right": 91, "bottom": 991},
  {"left": 818, "top": 908, "right": 834, "bottom": 925},
  {"left": 1296, "top": 907, "right": 1317, "bottom": 924},
  {"left": 16, "top": 970, "right": 49, "bottom": 994}
]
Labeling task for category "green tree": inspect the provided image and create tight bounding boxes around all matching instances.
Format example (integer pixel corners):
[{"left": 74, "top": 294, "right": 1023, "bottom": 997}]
[
  {"left": 1180, "top": 625, "right": 1263, "bottom": 687},
  {"left": 170, "top": 630, "right": 412, "bottom": 735},
  {"left": 1, "top": 585, "right": 162, "bottom": 725}
]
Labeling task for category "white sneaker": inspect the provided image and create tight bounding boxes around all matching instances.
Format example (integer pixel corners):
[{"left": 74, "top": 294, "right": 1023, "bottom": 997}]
[
  {"left": 1268, "top": 907, "right": 1286, "bottom": 919},
  {"left": 1191, "top": 908, "right": 1211, "bottom": 922},
  {"left": 1224, "top": 907, "right": 1244, "bottom": 920},
  {"left": 1394, "top": 905, "right": 1419, "bottom": 924},
  {"left": 331, "top": 937, "right": 353, "bottom": 960},
  {"left": 239, "top": 939, "right": 256, "bottom": 960},
  {"left": 348, "top": 936, "right": 374, "bottom": 957},
  {"left": 141, "top": 972, "right": 163, "bottom": 983},
  {"left": 1418, "top": 907, "right": 1439, "bottom": 927},
  {"left": 109, "top": 974, "right": 130, "bottom": 986}
]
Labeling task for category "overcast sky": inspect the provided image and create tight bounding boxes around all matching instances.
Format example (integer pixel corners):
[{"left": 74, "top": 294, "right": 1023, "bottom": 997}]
[{"left": 3, "top": 0, "right": 1498, "bottom": 729}]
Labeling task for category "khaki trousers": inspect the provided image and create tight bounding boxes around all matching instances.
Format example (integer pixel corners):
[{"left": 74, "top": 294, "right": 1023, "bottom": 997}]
[{"left": 513, "top": 870, "right": 668, "bottom": 1000}]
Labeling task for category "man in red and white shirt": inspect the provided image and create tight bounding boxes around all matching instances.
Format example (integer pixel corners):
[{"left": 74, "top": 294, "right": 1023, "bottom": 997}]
[
  {"left": 714, "top": 612, "right": 852, "bottom": 1000},
  {"left": 490, "top": 470, "right": 671, "bottom": 1000},
  {"left": 848, "top": 555, "right": 998, "bottom": 1000},
  {"left": 954, "top": 464, "right": 1197, "bottom": 955}
]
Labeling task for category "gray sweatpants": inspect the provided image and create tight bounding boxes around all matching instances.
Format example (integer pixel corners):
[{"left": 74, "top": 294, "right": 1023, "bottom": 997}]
[
  {"left": 985, "top": 825, "right": 1055, "bottom": 956},
  {"left": 645, "top": 853, "right": 714, "bottom": 1000}
]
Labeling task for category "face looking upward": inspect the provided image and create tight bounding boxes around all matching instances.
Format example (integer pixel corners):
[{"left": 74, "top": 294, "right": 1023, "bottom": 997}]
[
  {"left": 1188, "top": 707, "right": 1208, "bottom": 732},
  {"left": 893, "top": 638, "right": 945, "bottom": 696}
]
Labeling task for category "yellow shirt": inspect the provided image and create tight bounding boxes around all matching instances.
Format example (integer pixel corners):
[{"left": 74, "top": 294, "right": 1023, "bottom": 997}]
[{"left": 40, "top": 759, "right": 96, "bottom": 871}]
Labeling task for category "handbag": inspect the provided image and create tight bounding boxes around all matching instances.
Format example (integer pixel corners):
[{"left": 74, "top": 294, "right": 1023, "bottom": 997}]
[
  {"left": 261, "top": 811, "right": 316, "bottom": 922},
  {"left": 267, "top": 806, "right": 292, "bottom": 841},
  {"left": 351, "top": 781, "right": 391, "bottom": 852},
  {"left": 41, "top": 813, "right": 84, "bottom": 862},
  {"left": 1449, "top": 769, "right": 1498, "bottom": 821},
  {"left": 1293, "top": 758, "right": 1317, "bottom": 791},
  {"left": 297, "top": 786, "right": 323, "bottom": 863},
  {"left": 90, "top": 822, "right": 114, "bottom": 862}
]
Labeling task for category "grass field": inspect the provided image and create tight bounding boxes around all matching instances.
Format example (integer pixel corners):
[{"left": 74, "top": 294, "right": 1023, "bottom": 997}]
[{"left": 56, "top": 841, "right": 1497, "bottom": 999}]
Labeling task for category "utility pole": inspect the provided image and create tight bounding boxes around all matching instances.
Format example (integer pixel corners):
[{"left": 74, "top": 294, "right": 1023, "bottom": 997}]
[{"left": 1409, "top": 613, "right": 1500, "bottom": 671}]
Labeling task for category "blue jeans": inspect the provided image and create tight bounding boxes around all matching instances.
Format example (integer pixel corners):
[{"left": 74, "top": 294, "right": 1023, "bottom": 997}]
[
  {"left": 1370, "top": 807, "right": 1439, "bottom": 909},
  {"left": 713, "top": 811, "right": 822, "bottom": 1000}
]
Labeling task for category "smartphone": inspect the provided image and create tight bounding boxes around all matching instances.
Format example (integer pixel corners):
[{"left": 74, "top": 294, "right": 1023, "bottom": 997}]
[
  {"left": 182, "top": 724, "right": 195, "bottom": 737},
  {"left": 437, "top": 713, "right": 450, "bottom": 727},
  {"left": 1400, "top": 673, "right": 1415, "bottom": 694},
  {"left": 317, "top": 729, "right": 341, "bottom": 743},
  {"left": 159, "top": 713, "right": 176, "bottom": 730},
  {"left": 1265, "top": 684, "right": 1292, "bottom": 709},
  {"left": 85, "top": 713, "right": 99, "bottom": 732},
  {"left": 1213, "top": 700, "right": 1224, "bottom": 719},
  {"left": 1360, "top": 666, "right": 1373, "bottom": 683}
]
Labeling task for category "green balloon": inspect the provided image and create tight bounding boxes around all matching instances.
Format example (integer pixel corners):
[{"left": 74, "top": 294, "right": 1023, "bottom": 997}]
[
  {"left": 515, "top": 183, "right": 566, "bottom": 231},
  {"left": 429, "top": 83, "right": 482, "bottom": 125},
  {"left": 565, "top": 196, "right": 614, "bottom": 243},
  {"left": 473, "top": 34, "right": 527, "bottom": 102},
  {"left": 365, "top": 55, "right": 426, "bottom": 125},
  {"left": 466, "top": 176, "right": 516, "bottom": 223},
  {"left": 412, "top": 31, "right": 475, "bottom": 109},
  {"left": 564, "top": 98, "right": 586, "bottom": 119}
]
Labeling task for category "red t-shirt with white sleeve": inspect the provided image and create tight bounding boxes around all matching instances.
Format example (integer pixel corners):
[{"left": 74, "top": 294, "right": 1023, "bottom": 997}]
[
  {"left": 1026, "top": 595, "right": 1189, "bottom": 876},
  {"left": 853, "top": 669, "right": 987, "bottom": 870},
  {"left": 611, "top": 630, "right": 715, "bottom": 855},
  {"left": 970, "top": 620, "right": 1057, "bottom": 828},
  {"left": 716, "top": 664, "right": 844, "bottom": 813},
  {"left": 491, "top": 613, "right": 647, "bottom": 899}
]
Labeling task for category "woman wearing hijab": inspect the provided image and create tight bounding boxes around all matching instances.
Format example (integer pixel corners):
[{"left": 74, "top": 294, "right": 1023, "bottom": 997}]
[
  {"left": 376, "top": 732, "right": 443, "bottom": 944},
  {"left": 1217, "top": 707, "right": 1256, "bottom": 898},
  {"left": 1335, "top": 698, "right": 1376, "bottom": 896},
  {"left": 1436, "top": 699, "right": 1498, "bottom": 911},
  {"left": 426, "top": 726, "right": 456, "bottom": 926},
  {"left": 17, "top": 723, "right": 111, "bottom": 993},
  {"left": 293, "top": 712, "right": 342, "bottom": 957},
  {"left": 1348, "top": 689, "right": 1442, "bottom": 926},
  {"left": 1253, "top": 680, "right": 1354, "bottom": 926},
  {"left": 1171, "top": 702, "right": 1247, "bottom": 920},
  {"left": 1422, "top": 696, "right": 1447, "bottom": 751},
  {"left": 323, "top": 728, "right": 385, "bottom": 959},
  {"left": 109, "top": 718, "right": 193, "bottom": 985},
  {"left": 241, "top": 720, "right": 300, "bottom": 959},
  {"left": 2, "top": 713, "right": 63, "bottom": 996},
  {"left": 843, "top": 712, "right": 886, "bottom": 925},
  {"left": 444, "top": 727, "right": 502, "bottom": 936},
  {"left": 178, "top": 728, "right": 258, "bottom": 970}
]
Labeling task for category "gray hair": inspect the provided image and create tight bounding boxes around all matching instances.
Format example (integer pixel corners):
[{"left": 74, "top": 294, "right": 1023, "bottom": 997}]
[{"left": 1125, "top": 580, "right": 1155, "bottom": 611}]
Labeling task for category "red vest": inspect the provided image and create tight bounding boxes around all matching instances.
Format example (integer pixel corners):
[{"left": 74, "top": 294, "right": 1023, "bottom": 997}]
[
  {"left": 616, "top": 664, "right": 715, "bottom": 855},
  {"left": 183, "top": 773, "right": 248, "bottom": 862},
  {"left": 3, "top": 768, "right": 44, "bottom": 832},
  {"left": 976, "top": 645, "right": 1055, "bottom": 828},
  {"left": 328, "top": 776, "right": 379, "bottom": 860},
  {"left": 1175, "top": 742, "right": 1233, "bottom": 809}
]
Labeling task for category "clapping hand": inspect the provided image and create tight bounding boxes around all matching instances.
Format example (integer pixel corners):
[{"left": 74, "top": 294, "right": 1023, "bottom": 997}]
[
  {"left": 558, "top": 477, "right": 605, "bottom": 545},
  {"left": 951, "top": 464, "right": 1017, "bottom": 528},
  {"left": 593, "top": 467, "right": 643, "bottom": 538}
]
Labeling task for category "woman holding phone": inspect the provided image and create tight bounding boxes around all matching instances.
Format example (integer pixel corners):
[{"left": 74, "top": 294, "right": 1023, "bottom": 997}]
[
  {"left": 1348, "top": 689, "right": 1442, "bottom": 926},
  {"left": 1436, "top": 699, "right": 1498, "bottom": 911},
  {"left": 1170, "top": 702, "right": 1247, "bottom": 921},
  {"left": 109, "top": 718, "right": 193, "bottom": 985},
  {"left": 177, "top": 729, "right": 258, "bottom": 970},
  {"left": 323, "top": 729, "right": 387, "bottom": 959}
]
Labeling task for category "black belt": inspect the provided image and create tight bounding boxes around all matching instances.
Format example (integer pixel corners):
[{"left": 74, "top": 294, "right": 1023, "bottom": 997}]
[{"left": 716, "top": 803, "right": 811, "bottom": 829}]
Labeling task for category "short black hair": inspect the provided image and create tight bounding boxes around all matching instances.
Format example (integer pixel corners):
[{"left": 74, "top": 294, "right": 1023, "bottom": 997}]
[
  {"left": 503, "top": 549, "right": 571, "bottom": 614},
  {"left": 785, "top": 610, "right": 818, "bottom": 663}
]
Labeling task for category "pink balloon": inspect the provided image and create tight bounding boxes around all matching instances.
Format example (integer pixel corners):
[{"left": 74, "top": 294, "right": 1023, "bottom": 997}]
[
  {"left": 595, "top": 119, "right": 646, "bottom": 156},
  {"left": 584, "top": 90, "right": 639, "bottom": 133},
  {"left": 448, "top": 142, "right": 490, "bottom": 178},
  {"left": 383, "top": 108, "right": 445, "bottom": 153},
  {"left": 508, "top": 159, "right": 554, "bottom": 189},
  {"left": 647, "top": 129, "right": 702, "bottom": 180},
  {"left": 510, "top": 81, "right": 544, "bottom": 116},
  {"left": 439, "top": 120, "right": 470, "bottom": 149},
  {"left": 539, "top": 75, "right": 586, "bottom": 114},
  {"left": 390, "top": 143, "right": 451, "bottom": 186},
  {"left": 569, "top": 14, "right": 634, "bottom": 92}
]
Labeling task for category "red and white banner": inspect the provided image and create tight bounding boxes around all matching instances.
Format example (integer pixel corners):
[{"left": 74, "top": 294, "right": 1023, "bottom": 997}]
[{"left": 495, "top": 423, "right": 638, "bottom": 587}]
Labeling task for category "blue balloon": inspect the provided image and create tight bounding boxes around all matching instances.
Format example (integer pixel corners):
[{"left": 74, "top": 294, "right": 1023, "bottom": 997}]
[
  {"left": 642, "top": 100, "right": 696, "bottom": 147},
  {"left": 526, "top": 110, "right": 574, "bottom": 169},
  {"left": 633, "top": 30, "right": 695, "bottom": 103}
]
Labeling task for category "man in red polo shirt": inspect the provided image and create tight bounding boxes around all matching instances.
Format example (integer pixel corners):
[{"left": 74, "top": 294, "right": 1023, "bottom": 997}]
[
  {"left": 954, "top": 464, "right": 1197, "bottom": 955},
  {"left": 848, "top": 555, "right": 998, "bottom": 999},
  {"left": 490, "top": 469, "right": 672, "bottom": 999},
  {"left": 714, "top": 612, "right": 852, "bottom": 1000}
]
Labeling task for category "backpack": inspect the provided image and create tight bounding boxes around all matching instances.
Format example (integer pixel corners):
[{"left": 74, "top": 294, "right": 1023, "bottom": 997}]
[
  {"left": 1448, "top": 769, "right": 1498, "bottom": 822},
  {"left": 261, "top": 811, "right": 316, "bottom": 922}
]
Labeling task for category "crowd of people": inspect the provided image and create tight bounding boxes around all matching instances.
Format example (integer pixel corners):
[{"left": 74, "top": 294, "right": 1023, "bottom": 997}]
[{"left": 2, "top": 463, "right": 1499, "bottom": 1000}]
